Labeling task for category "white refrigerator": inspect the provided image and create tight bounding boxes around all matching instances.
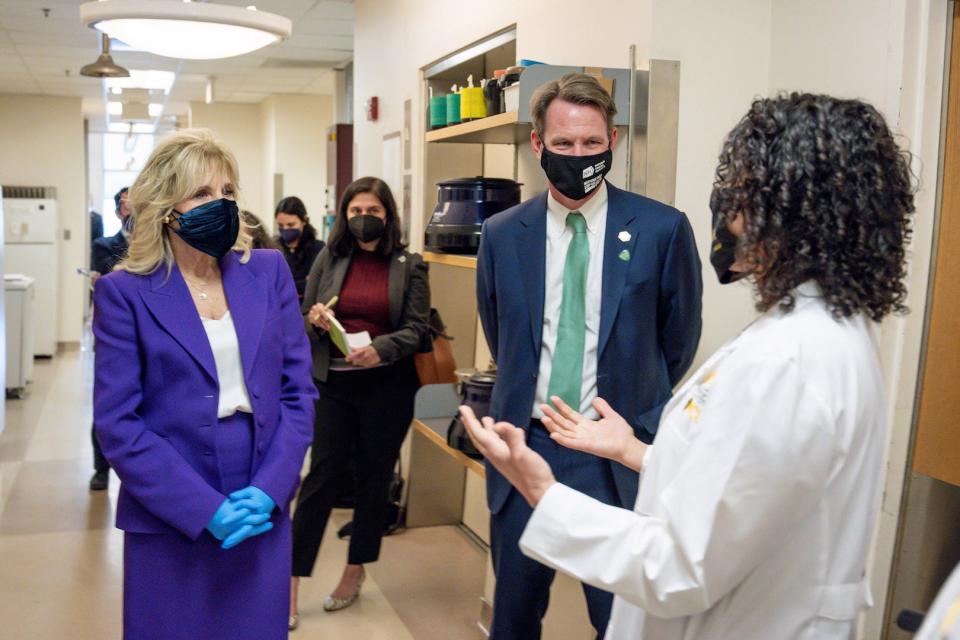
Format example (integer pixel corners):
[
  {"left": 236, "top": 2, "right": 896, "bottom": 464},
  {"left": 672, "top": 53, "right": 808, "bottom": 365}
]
[
  {"left": 3, "top": 197, "right": 58, "bottom": 357},
  {"left": 4, "top": 274, "right": 34, "bottom": 397}
]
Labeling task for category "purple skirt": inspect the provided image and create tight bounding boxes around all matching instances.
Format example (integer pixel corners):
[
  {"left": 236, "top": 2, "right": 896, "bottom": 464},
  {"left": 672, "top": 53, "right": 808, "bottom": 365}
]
[{"left": 122, "top": 412, "right": 290, "bottom": 640}]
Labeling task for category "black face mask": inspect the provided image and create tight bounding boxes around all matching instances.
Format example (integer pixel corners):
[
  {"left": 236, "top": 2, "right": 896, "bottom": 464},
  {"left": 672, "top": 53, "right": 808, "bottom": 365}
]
[
  {"left": 709, "top": 212, "right": 749, "bottom": 285},
  {"left": 170, "top": 198, "right": 240, "bottom": 259},
  {"left": 348, "top": 215, "right": 385, "bottom": 243},
  {"left": 539, "top": 146, "right": 613, "bottom": 201}
]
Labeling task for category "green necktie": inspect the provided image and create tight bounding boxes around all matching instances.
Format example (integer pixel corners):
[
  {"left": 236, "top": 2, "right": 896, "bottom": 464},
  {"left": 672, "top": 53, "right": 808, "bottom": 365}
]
[{"left": 547, "top": 212, "right": 588, "bottom": 411}]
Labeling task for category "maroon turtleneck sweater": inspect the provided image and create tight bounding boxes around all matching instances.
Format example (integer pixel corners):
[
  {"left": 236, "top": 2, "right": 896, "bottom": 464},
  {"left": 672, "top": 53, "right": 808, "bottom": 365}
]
[{"left": 335, "top": 251, "right": 392, "bottom": 347}]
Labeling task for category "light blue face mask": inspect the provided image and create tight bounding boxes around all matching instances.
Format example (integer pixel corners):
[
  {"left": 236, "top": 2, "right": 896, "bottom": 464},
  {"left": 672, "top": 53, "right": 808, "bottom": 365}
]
[{"left": 170, "top": 198, "right": 240, "bottom": 258}]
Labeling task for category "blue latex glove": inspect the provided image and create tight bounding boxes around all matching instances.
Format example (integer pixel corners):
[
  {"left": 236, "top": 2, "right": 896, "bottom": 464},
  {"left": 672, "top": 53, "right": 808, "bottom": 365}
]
[
  {"left": 206, "top": 499, "right": 252, "bottom": 541},
  {"left": 222, "top": 520, "right": 274, "bottom": 550},
  {"left": 228, "top": 486, "right": 276, "bottom": 515}
]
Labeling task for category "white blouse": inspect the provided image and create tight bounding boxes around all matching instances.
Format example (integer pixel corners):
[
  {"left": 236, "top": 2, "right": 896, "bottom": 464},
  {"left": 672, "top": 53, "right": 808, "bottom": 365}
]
[{"left": 200, "top": 311, "right": 253, "bottom": 418}]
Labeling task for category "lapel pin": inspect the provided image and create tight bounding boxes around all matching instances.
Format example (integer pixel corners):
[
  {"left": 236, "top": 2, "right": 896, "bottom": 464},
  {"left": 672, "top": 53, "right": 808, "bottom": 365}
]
[
  {"left": 618, "top": 249, "right": 630, "bottom": 262},
  {"left": 398, "top": 255, "right": 406, "bottom": 263},
  {"left": 618, "top": 230, "right": 631, "bottom": 242}
]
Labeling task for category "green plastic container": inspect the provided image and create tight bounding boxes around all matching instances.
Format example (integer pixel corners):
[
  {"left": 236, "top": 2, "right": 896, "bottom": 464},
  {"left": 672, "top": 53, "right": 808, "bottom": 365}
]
[
  {"left": 446, "top": 92, "right": 461, "bottom": 125},
  {"left": 429, "top": 96, "right": 447, "bottom": 129}
]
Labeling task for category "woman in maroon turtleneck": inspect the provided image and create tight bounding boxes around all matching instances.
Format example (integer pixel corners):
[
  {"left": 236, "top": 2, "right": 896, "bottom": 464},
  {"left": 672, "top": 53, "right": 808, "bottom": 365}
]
[{"left": 288, "top": 177, "right": 431, "bottom": 628}]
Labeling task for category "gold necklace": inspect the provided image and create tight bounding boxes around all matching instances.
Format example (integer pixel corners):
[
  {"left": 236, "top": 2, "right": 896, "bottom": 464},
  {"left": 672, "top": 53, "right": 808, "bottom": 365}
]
[{"left": 182, "top": 272, "right": 216, "bottom": 302}]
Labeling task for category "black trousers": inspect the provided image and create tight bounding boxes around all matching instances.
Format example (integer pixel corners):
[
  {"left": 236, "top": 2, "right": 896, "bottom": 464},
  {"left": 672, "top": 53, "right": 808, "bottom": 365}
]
[
  {"left": 291, "top": 357, "right": 418, "bottom": 574},
  {"left": 92, "top": 424, "right": 110, "bottom": 472}
]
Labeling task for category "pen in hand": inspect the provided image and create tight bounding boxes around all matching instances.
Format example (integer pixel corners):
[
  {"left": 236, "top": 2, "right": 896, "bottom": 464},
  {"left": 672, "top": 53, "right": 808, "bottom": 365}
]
[{"left": 308, "top": 295, "right": 337, "bottom": 331}]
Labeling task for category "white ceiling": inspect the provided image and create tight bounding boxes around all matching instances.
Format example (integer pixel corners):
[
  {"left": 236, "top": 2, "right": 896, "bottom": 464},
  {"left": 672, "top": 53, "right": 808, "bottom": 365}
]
[{"left": 0, "top": 0, "right": 353, "bottom": 105}]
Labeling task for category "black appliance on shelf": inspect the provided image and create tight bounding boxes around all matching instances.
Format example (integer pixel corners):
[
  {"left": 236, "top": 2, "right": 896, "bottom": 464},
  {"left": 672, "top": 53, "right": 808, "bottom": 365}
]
[
  {"left": 446, "top": 371, "right": 496, "bottom": 459},
  {"left": 424, "top": 177, "right": 521, "bottom": 254}
]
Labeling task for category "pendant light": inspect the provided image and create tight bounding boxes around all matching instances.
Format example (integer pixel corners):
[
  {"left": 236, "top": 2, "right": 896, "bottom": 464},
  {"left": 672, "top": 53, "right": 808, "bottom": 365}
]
[
  {"left": 80, "top": 33, "right": 131, "bottom": 78},
  {"left": 79, "top": 1, "right": 292, "bottom": 61}
]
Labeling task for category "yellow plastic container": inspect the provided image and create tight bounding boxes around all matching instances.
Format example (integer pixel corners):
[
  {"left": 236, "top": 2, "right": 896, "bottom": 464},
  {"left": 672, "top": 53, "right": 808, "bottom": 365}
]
[{"left": 459, "top": 87, "right": 488, "bottom": 121}]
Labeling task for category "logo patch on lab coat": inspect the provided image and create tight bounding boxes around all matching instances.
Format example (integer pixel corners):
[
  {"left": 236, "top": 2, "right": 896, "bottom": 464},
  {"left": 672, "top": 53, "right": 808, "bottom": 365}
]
[{"left": 684, "top": 370, "right": 718, "bottom": 424}]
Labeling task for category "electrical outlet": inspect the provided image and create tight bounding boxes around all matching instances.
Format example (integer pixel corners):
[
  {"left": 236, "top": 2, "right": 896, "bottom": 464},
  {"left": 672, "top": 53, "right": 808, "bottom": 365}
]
[{"left": 63, "top": 229, "right": 71, "bottom": 240}]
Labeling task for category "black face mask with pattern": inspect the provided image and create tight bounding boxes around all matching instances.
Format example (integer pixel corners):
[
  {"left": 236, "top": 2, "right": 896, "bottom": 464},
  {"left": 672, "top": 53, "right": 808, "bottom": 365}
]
[
  {"left": 539, "top": 146, "right": 613, "bottom": 201},
  {"left": 709, "top": 211, "right": 749, "bottom": 285}
]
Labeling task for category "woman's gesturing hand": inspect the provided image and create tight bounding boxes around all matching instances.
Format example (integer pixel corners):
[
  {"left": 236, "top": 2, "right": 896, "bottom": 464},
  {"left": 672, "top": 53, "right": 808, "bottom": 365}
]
[
  {"left": 541, "top": 396, "right": 647, "bottom": 472},
  {"left": 458, "top": 405, "right": 556, "bottom": 508}
]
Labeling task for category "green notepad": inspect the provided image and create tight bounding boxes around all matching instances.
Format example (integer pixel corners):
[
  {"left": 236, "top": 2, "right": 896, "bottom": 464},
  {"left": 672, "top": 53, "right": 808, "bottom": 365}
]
[{"left": 327, "top": 313, "right": 352, "bottom": 356}]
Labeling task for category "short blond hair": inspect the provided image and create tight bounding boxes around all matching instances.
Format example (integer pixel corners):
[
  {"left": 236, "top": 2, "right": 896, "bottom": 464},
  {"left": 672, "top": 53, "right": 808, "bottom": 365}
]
[
  {"left": 530, "top": 73, "right": 617, "bottom": 140},
  {"left": 120, "top": 128, "right": 253, "bottom": 275}
]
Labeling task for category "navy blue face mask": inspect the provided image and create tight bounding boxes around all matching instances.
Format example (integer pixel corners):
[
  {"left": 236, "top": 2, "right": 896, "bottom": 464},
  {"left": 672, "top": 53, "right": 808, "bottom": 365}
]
[
  {"left": 170, "top": 198, "right": 240, "bottom": 258},
  {"left": 279, "top": 227, "right": 302, "bottom": 245}
]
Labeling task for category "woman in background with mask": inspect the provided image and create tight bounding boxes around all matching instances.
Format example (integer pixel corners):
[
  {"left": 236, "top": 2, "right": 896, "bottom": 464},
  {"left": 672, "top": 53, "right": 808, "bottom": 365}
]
[
  {"left": 275, "top": 195, "right": 325, "bottom": 301},
  {"left": 460, "top": 94, "right": 915, "bottom": 639},
  {"left": 288, "top": 177, "right": 430, "bottom": 628},
  {"left": 93, "top": 129, "right": 317, "bottom": 639}
]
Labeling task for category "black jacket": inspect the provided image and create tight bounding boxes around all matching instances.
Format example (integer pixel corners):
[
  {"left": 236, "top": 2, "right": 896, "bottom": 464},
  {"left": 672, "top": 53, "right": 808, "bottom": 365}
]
[
  {"left": 281, "top": 237, "right": 325, "bottom": 301},
  {"left": 302, "top": 247, "right": 431, "bottom": 382},
  {"left": 91, "top": 231, "right": 129, "bottom": 275}
]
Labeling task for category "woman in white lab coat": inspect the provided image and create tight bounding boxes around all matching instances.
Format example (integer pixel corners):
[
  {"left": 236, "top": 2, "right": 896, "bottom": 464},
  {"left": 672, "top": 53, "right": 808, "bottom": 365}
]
[{"left": 460, "top": 93, "right": 915, "bottom": 640}]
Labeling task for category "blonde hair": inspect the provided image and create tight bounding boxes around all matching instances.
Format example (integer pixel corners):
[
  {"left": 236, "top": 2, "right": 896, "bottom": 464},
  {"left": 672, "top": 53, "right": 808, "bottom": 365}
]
[{"left": 120, "top": 128, "right": 253, "bottom": 275}]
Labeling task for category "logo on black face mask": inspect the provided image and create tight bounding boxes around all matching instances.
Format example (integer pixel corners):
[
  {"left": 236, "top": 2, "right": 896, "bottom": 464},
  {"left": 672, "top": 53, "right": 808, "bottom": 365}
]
[{"left": 540, "top": 146, "right": 613, "bottom": 201}]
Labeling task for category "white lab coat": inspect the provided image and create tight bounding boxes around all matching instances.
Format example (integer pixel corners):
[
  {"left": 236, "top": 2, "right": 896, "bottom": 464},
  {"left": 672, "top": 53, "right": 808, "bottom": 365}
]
[
  {"left": 916, "top": 563, "right": 960, "bottom": 640},
  {"left": 520, "top": 282, "right": 884, "bottom": 639}
]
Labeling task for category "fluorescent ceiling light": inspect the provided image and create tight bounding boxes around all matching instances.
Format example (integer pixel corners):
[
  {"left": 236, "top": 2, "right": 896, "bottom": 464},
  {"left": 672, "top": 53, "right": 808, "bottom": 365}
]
[
  {"left": 80, "top": 1, "right": 292, "bottom": 60},
  {"left": 108, "top": 122, "right": 156, "bottom": 134},
  {"left": 104, "top": 70, "right": 176, "bottom": 94}
]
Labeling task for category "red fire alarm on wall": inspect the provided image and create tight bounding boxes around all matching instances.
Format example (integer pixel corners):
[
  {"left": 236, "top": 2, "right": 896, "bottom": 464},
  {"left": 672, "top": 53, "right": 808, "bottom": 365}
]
[{"left": 366, "top": 96, "right": 379, "bottom": 121}]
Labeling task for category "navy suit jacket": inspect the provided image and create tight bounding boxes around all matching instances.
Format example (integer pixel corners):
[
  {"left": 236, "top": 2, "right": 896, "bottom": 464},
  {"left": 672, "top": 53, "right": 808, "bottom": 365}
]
[
  {"left": 93, "top": 250, "right": 318, "bottom": 540},
  {"left": 91, "top": 230, "right": 128, "bottom": 275},
  {"left": 476, "top": 183, "right": 703, "bottom": 513}
]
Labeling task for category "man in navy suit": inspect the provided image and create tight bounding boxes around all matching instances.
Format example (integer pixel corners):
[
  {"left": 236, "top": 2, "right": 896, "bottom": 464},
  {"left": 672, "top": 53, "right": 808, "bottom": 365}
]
[
  {"left": 476, "top": 73, "right": 703, "bottom": 639},
  {"left": 88, "top": 186, "right": 130, "bottom": 491}
]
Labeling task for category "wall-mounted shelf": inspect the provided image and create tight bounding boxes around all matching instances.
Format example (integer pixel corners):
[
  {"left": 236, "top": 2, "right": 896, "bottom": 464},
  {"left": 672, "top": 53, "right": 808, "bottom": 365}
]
[
  {"left": 413, "top": 418, "right": 486, "bottom": 477},
  {"left": 425, "top": 111, "right": 530, "bottom": 144},
  {"left": 423, "top": 251, "right": 478, "bottom": 269}
]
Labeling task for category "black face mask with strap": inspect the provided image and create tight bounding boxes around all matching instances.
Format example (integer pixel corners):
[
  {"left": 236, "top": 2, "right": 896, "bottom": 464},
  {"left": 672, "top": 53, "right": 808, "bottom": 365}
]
[{"left": 348, "top": 215, "right": 385, "bottom": 243}]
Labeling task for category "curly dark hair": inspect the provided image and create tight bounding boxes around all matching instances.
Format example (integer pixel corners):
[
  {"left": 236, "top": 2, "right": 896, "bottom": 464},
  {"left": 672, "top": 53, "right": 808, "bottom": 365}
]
[{"left": 709, "top": 93, "right": 915, "bottom": 321}]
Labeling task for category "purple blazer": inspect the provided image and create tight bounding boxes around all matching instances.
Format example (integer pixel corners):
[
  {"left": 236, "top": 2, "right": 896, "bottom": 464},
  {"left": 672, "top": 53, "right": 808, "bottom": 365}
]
[{"left": 93, "top": 249, "right": 318, "bottom": 540}]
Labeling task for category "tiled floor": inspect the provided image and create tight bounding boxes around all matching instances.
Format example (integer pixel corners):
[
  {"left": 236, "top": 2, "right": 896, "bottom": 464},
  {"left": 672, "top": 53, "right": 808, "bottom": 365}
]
[{"left": 0, "top": 347, "right": 487, "bottom": 639}]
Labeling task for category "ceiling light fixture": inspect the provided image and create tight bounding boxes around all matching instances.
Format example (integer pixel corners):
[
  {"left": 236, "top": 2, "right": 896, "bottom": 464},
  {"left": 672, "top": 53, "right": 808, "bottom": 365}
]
[
  {"left": 80, "top": 33, "right": 131, "bottom": 77},
  {"left": 79, "top": 1, "right": 292, "bottom": 60}
]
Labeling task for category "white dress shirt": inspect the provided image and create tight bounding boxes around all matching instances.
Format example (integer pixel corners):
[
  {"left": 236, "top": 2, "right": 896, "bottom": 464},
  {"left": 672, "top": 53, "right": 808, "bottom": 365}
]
[
  {"left": 200, "top": 310, "right": 253, "bottom": 418},
  {"left": 532, "top": 181, "right": 607, "bottom": 421}
]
